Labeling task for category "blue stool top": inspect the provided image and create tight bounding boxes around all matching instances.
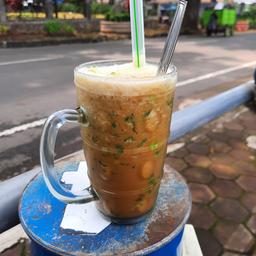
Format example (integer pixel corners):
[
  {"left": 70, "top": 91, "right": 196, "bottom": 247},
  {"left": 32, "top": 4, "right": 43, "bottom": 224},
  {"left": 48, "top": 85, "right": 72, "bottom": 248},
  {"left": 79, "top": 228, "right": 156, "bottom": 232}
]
[{"left": 19, "top": 163, "right": 191, "bottom": 255}]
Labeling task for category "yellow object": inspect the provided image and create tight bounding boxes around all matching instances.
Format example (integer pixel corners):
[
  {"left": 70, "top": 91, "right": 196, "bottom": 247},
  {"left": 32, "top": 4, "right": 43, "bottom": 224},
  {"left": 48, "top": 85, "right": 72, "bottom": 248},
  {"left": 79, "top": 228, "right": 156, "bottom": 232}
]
[
  {"left": 7, "top": 12, "right": 84, "bottom": 20},
  {"left": 0, "top": 25, "right": 9, "bottom": 35}
]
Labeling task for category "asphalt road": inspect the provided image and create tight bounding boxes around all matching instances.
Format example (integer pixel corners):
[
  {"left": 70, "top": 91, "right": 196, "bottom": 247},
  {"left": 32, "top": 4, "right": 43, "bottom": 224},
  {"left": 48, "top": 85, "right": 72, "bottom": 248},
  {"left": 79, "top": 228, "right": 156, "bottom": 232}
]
[{"left": 0, "top": 32, "right": 255, "bottom": 180}]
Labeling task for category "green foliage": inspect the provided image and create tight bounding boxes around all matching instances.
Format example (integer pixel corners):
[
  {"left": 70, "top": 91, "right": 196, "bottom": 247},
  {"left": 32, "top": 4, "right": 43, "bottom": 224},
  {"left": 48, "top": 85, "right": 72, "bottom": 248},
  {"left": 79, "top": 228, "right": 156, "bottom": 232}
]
[
  {"left": 59, "top": 3, "right": 79, "bottom": 13},
  {"left": 61, "top": 23, "right": 76, "bottom": 34},
  {"left": 64, "top": 0, "right": 83, "bottom": 13},
  {"left": 0, "top": 25, "right": 9, "bottom": 35},
  {"left": 44, "top": 20, "right": 62, "bottom": 34},
  {"left": 106, "top": 10, "right": 130, "bottom": 22},
  {"left": 91, "top": 2, "right": 111, "bottom": 14},
  {"left": 239, "top": 5, "right": 256, "bottom": 19},
  {"left": 239, "top": 5, "right": 256, "bottom": 28},
  {"left": 249, "top": 19, "right": 256, "bottom": 29},
  {"left": 148, "top": 8, "right": 157, "bottom": 17},
  {"left": 43, "top": 20, "right": 76, "bottom": 36}
]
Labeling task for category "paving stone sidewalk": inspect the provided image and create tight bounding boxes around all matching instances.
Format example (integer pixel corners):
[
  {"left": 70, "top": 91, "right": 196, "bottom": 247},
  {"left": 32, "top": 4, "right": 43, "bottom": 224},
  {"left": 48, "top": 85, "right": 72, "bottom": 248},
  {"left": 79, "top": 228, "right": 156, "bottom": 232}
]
[
  {"left": 2, "top": 103, "right": 256, "bottom": 256},
  {"left": 167, "top": 103, "right": 256, "bottom": 256}
]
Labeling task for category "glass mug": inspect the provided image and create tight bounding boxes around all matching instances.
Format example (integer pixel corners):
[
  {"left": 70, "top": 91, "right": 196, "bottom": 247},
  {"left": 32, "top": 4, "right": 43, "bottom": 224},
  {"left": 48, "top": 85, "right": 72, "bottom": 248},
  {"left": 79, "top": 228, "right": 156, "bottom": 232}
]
[{"left": 40, "top": 60, "right": 177, "bottom": 224}]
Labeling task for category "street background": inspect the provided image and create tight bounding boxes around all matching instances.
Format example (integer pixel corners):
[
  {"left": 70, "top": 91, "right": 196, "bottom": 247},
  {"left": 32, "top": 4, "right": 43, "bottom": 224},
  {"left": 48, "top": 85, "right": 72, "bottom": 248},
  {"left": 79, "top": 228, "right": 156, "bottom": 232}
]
[{"left": 0, "top": 32, "right": 255, "bottom": 180}]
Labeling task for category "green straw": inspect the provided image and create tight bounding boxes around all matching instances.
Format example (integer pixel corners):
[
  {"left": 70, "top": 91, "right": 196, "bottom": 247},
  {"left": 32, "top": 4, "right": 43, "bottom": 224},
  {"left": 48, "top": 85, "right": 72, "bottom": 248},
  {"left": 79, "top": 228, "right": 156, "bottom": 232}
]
[{"left": 129, "top": 0, "right": 145, "bottom": 68}]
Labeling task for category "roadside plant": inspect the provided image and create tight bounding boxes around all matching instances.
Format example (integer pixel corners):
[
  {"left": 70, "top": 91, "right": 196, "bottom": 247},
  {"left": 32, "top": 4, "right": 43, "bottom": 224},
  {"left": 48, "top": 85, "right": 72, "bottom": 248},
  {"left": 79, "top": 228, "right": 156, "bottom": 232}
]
[
  {"left": 61, "top": 23, "right": 76, "bottom": 34},
  {"left": 44, "top": 20, "right": 76, "bottom": 36},
  {"left": 239, "top": 5, "right": 256, "bottom": 28},
  {"left": 105, "top": 10, "right": 130, "bottom": 22},
  {"left": 44, "top": 20, "right": 62, "bottom": 34},
  {"left": 91, "top": 2, "right": 111, "bottom": 15},
  {"left": 60, "top": 3, "right": 79, "bottom": 13},
  {"left": 0, "top": 25, "right": 9, "bottom": 35}
]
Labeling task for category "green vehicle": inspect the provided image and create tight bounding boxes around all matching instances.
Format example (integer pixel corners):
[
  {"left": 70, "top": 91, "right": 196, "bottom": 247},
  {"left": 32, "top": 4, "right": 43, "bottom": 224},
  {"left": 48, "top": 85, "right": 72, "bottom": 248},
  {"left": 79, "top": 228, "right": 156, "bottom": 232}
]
[{"left": 201, "top": 8, "right": 237, "bottom": 37}]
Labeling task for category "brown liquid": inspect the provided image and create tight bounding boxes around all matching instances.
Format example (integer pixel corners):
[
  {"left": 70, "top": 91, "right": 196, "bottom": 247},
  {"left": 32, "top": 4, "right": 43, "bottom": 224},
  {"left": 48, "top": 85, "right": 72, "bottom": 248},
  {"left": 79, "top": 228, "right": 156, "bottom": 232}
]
[{"left": 75, "top": 63, "right": 176, "bottom": 220}]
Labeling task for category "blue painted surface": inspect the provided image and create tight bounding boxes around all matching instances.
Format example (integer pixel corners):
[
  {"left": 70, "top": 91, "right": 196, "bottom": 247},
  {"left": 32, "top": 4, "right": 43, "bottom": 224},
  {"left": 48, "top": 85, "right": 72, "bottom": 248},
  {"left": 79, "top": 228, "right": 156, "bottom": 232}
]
[
  {"left": 148, "top": 228, "right": 184, "bottom": 256},
  {"left": 30, "top": 229, "right": 184, "bottom": 256},
  {"left": 170, "top": 82, "right": 255, "bottom": 142},
  {"left": 31, "top": 241, "right": 59, "bottom": 256},
  {"left": 19, "top": 162, "right": 191, "bottom": 255}
]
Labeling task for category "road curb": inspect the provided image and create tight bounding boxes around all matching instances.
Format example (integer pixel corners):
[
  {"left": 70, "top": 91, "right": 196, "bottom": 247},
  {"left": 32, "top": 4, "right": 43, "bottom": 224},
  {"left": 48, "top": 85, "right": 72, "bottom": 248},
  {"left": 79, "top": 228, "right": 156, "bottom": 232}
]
[
  {"left": 0, "top": 31, "right": 169, "bottom": 48},
  {"left": 0, "top": 37, "right": 108, "bottom": 48}
]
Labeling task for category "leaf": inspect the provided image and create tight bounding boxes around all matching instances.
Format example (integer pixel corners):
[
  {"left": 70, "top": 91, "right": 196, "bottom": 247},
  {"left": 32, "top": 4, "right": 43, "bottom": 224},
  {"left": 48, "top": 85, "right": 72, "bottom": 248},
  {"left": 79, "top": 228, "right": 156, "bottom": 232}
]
[
  {"left": 167, "top": 99, "right": 173, "bottom": 108},
  {"left": 92, "top": 136, "right": 98, "bottom": 144},
  {"left": 115, "top": 144, "right": 124, "bottom": 155},
  {"left": 124, "top": 114, "right": 136, "bottom": 132},
  {"left": 150, "top": 142, "right": 158, "bottom": 151},
  {"left": 137, "top": 138, "right": 147, "bottom": 147},
  {"left": 154, "top": 150, "right": 161, "bottom": 157},
  {"left": 109, "top": 111, "right": 117, "bottom": 118},
  {"left": 143, "top": 110, "right": 152, "bottom": 117},
  {"left": 98, "top": 160, "right": 107, "bottom": 168},
  {"left": 148, "top": 176, "right": 157, "bottom": 186},
  {"left": 111, "top": 71, "right": 117, "bottom": 76}
]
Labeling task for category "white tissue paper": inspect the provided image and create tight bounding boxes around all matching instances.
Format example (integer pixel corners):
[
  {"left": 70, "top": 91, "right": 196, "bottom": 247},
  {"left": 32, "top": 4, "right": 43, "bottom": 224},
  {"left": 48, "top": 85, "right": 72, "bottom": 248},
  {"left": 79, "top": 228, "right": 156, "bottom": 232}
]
[{"left": 60, "top": 161, "right": 111, "bottom": 234}]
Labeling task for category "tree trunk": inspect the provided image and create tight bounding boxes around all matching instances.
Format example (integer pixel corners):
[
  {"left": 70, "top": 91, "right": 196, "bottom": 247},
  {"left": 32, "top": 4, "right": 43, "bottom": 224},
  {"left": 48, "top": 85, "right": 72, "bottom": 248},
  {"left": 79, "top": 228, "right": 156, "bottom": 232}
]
[
  {"left": 44, "top": 0, "right": 53, "bottom": 19},
  {"left": 53, "top": 0, "right": 58, "bottom": 19},
  {"left": 0, "top": 0, "right": 7, "bottom": 23},
  {"left": 83, "top": 0, "right": 91, "bottom": 20},
  {"left": 182, "top": 0, "right": 201, "bottom": 34},
  {"left": 109, "top": 0, "right": 115, "bottom": 5}
]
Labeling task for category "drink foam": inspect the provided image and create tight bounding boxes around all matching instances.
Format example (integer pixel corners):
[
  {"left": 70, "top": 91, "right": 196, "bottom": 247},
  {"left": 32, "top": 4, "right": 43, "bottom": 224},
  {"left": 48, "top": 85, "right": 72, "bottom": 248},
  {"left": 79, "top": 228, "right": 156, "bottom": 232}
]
[
  {"left": 75, "top": 62, "right": 176, "bottom": 96},
  {"left": 79, "top": 62, "right": 158, "bottom": 79}
]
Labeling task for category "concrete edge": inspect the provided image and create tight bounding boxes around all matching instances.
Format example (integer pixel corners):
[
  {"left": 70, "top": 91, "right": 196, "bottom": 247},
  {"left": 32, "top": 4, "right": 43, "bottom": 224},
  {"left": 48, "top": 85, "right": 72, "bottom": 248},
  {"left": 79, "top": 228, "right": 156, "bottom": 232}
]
[
  {"left": 0, "top": 37, "right": 108, "bottom": 48},
  {"left": 0, "top": 224, "right": 28, "bottom": 253}
]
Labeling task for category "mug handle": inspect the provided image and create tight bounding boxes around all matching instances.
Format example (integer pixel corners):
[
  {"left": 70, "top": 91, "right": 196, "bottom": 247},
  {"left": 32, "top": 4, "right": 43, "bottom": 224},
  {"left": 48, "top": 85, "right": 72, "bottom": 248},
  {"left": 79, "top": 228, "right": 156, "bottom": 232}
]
[{"left": 40, "top": 108, "right": 97, "bottom": 204}]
